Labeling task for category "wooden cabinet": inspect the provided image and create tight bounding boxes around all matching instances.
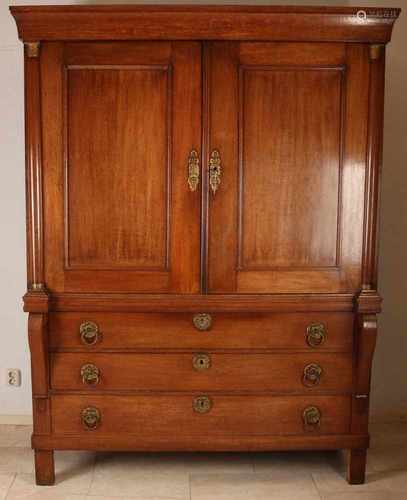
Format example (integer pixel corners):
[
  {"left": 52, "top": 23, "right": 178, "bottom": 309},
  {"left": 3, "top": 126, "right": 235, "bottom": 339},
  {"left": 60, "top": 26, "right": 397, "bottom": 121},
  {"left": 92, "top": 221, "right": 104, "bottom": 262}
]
[{"left": 10, "top": 4, "right": 399, "bottom": 487}]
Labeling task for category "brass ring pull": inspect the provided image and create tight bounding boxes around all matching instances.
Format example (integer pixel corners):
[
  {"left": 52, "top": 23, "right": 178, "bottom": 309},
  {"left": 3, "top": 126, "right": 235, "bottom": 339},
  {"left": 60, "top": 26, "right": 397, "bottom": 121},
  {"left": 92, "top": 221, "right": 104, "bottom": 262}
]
[
  {"left": 80, "top": 321, "right": 99, "bottom": 346},
  {"left": 81, "top": 407, "right": 101, "bottom": 430},
  {"left": 209, "top": 150, "right": 221, "bottom": 195},
  {"left": 193, "top": 353, "right": 211, "bottom": 371},
  {"left": 306, "top": 323, "right": 326, "bottom": 348},
  {"left": 80, "top": 363, "right": 100, "bottom": 385},
  {"left": 193, "top": 313, "right": 212, "bottom": 331},
  {"left": 302, "top": 363, "right": 322, "bottom": 387},
  {"left": 193, "top": 395, "right": 212, "bottom": 414},
  {"left": 303, "top": 406, "right": 321, "bottom": 430},
  {"left": 188, "top": 149, "right": 200, "bottom": 192}
]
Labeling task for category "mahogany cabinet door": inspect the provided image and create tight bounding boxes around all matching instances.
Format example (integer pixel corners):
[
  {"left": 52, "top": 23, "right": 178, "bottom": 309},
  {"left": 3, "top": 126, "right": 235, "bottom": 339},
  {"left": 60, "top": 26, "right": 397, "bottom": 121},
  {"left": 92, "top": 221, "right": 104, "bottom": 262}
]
[
  {"left": 41, "top": 42, "right": 201, "bottom": 293},
  {"left": 206, "top": 42, "right": 370, "bottom": 293}
]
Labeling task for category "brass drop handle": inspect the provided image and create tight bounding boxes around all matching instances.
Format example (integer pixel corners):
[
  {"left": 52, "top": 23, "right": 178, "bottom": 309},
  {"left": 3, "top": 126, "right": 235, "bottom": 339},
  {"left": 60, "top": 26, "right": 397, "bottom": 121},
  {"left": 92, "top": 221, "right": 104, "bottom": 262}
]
[
  {"left": 306, "top": 323, "right": 326, "bottom": 348},
  {"left": 193, "top": 395, "right": 212, "bottom": 414},
  {"left": 302, "top": 363, "right": 322, "bottom": 387},
  {"left": 81, "top": 363, "right": 100, "bottom": 385},
  {"left": 81, "top": 407, "right": 101, "bottom": 430},
  {"left": 303, "top": 406, "right": 321, "bottom": 430},
  {"left": 193, "top": 353, "right": 211, "bottom": 371},
  {"left": 209, "top": 150, "right": 222, "bottom": 195},
  {"left": 193, "top": 313, "right": 212, "bottom": 331},
  {"left": 80, "top": 321, "right": 99, "bottom": 346},
  {"left": 188, "top": 149, "right": 200, "bottom": 192}
]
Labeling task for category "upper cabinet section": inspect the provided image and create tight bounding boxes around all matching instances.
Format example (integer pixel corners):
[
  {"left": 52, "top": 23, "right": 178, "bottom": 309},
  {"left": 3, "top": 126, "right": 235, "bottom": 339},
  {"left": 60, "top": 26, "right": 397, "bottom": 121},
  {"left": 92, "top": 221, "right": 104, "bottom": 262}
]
[{"left": 10, "top": 5, "right": 400, "bottom": 44}]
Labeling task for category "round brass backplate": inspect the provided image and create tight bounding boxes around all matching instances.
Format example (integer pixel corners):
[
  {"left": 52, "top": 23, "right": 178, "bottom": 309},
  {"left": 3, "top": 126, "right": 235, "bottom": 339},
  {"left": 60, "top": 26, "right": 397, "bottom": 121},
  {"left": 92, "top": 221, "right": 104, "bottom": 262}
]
[
  {"left": 192, "top": 313, "right": 212, "bottom": 331},
  {"left": 192, "top": 396, "right": 212, "bottom": 414},
  {"left": 192, "top": 353, "right": 211, "bottom": 372},
  {"left": 306, "top": 323, "right": 326, "bottom": 348},
  {"left": 303, "top": 406, "right": 321, "bottom": 429},
  {"left": 80, "top": 321, "right": 99, "bottom": 346},
  {"left": 302, "top": 363, "right": 323, "bottom": 387},
  {"left": 81, "top": 407, "right": 101, "bottom": 430}
]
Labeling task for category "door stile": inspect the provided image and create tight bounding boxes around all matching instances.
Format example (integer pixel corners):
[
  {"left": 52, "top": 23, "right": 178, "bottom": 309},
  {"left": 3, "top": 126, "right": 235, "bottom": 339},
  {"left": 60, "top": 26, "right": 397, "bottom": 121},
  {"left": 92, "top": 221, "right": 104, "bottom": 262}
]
[{"left": 206, "top": 42, "right": 240, "bottom": 293}]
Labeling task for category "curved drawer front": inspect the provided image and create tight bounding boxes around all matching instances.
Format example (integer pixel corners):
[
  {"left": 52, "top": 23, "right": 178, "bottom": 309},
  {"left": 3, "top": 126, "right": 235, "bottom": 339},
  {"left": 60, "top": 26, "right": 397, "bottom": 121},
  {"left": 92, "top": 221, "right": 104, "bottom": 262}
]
[
  {"left": 50, "top": 352, "right": 352, "bottom": 392},
  {"left": 49, "top": 312, "right": 353, "bottom": 351},
  {"left": 51, "top": 394, "right": 351, "bottom": 436}
]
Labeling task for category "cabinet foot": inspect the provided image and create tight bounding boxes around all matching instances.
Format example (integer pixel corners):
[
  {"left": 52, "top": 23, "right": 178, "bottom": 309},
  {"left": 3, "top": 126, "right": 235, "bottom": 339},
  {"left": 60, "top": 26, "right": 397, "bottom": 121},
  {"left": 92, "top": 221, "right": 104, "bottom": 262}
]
[
  {"left": 347, "top": 448, "right": 367, "bottom": 484},
  {"left": 34, "top": 450, "right": 55, "bottom": 485}
]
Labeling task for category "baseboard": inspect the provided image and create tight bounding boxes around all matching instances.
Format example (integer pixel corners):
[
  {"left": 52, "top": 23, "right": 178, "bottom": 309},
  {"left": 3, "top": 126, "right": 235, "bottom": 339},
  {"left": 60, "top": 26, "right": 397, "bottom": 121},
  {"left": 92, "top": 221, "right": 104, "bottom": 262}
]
[{"left": 0, "top": 415, "right": 32, "bottom": 425}]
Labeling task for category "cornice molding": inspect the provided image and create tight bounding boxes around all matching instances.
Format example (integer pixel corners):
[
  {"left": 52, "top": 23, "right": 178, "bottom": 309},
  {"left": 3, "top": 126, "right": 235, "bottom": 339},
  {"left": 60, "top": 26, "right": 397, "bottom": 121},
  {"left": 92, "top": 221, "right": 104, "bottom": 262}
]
[{"left": 10, "top": 5, "right": 400, "bottom": 44}]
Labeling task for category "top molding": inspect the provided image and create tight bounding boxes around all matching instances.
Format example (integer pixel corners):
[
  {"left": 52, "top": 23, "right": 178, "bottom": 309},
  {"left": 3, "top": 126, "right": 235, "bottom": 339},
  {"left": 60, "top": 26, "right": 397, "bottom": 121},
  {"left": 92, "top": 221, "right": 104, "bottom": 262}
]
[{"left": 10, "top": 5, "right": 400, "bottom": 44}]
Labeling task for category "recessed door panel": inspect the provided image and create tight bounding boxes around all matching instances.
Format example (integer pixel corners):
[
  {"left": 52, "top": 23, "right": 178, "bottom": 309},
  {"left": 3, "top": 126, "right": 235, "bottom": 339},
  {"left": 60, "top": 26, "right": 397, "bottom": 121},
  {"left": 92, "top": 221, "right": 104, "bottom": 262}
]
[
  {"left": 240, "top": 68, "right": 342, "bottom": 270},
  {"left": 207, "top": 42, "right": 369, "bottom": 293},
  {"left": 67, "top": 66, "right": 170, "bottom": 270},
  {"left": 42, "top": 42, "right": 201, "bottom": 293}
]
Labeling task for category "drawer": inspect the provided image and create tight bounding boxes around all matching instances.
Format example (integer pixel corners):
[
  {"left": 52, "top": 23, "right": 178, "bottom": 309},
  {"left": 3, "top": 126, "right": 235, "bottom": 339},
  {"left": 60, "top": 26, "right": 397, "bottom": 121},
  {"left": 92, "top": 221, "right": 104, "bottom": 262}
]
[
  {"left": 49, "top": 312, "right": 353, "bottom": 351},
  {"left": 50, "top": 352, "right": 352, "bottom": 392},
  {"left": 51, "top": 394, "right": 351, "bottom": 436}
]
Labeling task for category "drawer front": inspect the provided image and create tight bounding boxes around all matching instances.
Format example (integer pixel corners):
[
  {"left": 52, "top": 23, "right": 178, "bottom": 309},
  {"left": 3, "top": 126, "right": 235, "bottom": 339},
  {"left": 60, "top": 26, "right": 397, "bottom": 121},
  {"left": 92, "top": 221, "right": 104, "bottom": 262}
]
[
  {"left": 50, "top": 352, "right": 352, "bottom": 392},
  {"left": 51, "top": 394, "right": 351, "bottom": 436},
  {"left": 49, "top": 312, "right": 353, "bottom": 351}
]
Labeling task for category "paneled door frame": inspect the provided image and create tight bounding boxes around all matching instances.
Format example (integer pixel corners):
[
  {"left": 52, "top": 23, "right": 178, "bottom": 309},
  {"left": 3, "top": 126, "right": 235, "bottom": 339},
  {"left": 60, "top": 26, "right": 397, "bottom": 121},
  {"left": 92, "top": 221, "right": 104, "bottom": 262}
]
[
  {"left": 42, "top": 41, "right": 202, "bottom": 294},
  {"left": 205, "top": 42, "right": 370, "bottom": 294}
]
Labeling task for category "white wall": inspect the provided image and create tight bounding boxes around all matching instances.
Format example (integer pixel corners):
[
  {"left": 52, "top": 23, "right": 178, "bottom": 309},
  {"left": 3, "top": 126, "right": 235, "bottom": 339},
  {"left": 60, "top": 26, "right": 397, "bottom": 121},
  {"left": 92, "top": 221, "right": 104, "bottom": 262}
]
[
  {"left": 0, "top": 1, "right": 29, "bottom": 416},
  {"left": 0, "top": 0, "right": 405, "bottom": 421}
]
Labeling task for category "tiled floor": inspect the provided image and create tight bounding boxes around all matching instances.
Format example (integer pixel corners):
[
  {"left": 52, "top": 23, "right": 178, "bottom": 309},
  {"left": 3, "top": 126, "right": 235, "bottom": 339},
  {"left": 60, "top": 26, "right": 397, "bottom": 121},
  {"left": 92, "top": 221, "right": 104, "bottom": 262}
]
[{"left": 1, "top": 423, "right": 407, "bottom": 499}]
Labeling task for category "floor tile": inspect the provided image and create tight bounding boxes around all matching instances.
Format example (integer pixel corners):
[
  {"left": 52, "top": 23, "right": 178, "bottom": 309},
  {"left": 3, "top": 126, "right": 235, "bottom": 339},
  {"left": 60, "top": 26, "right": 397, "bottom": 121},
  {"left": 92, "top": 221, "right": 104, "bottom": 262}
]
[
  {"left": 5, "top": 473, "right": 87, "bottom": 500},
  {"left": 381, "top": 468, "right": 407, "bottom": 493},
  {"left": 0, "top": 426, "right": 32, "bottom": 448},
  {"left": 6, "top": 474, "right": 89, "bottom": 500},
  {"left": 84, "top": 497, "right": 147, "bottom": 500},
  {"left": 312, "top": 469, "right": 391, "bottom": 494},
  {"left": 90, "top": 453, "right": 190, "bottom": 499},
  {"left": 0, "top": 474, "right": 15, "bottom": 500},
  {"left": 190, "top": 472, "right": 321, "bottom": 500},
  {"left": 178, "top": 452, "right": 253, "bottom": 474},
  {"left": 0, "top": 449, "right": 34, "bottom": 475},
  {"left": 6, "top": 452, "right": 95, "bottom": 497},
  {"left": 320, "top": 492, "right": 401, "bottom": 500},
  {"left": 252, "top": 450, "right": 343, "bottom": 474},
  {"left": 94, "top": 451, "right": 251, "bottom": 476},
  {"left": 89, "top": 473, "right": 189, "bottom": 499}
]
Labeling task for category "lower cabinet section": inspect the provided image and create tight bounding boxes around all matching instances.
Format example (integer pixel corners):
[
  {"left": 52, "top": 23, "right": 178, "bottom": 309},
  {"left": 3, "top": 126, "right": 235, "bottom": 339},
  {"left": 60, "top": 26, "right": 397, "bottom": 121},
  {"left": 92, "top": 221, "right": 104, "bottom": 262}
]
[{"left": 50, "top": 394, "right": 351, "bottom": 437}]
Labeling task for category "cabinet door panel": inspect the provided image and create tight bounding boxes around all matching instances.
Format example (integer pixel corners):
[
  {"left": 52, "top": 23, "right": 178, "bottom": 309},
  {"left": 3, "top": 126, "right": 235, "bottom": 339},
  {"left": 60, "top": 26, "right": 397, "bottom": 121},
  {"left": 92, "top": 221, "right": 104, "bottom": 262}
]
[
  {"left": 42, "top": 42, "right": 201, "bottom": 293},
  {"left": 207, "top": 42, "right": 369, "bottom": 294}
]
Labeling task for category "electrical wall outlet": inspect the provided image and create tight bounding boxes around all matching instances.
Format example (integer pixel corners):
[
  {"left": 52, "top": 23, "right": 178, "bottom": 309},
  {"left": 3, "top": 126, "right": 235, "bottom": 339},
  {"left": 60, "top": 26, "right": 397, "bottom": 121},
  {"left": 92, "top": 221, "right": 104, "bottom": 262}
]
[{"left": 6, "top": 369, "right": 21, "bottom": 387}]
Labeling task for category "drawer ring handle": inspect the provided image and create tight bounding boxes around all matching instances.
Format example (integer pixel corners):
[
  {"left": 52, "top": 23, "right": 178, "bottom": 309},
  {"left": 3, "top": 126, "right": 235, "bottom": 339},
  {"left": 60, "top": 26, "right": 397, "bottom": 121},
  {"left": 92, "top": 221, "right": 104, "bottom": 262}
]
[
  {"left": 302, "top": 363, "right": 323, "bottom": 387},
  {"left": 80, "top": 321, "right": 99, "bottom": 346},
  {"left": 303, "top": 406, "right": 321, "bottom": 430},
  {"left": 306, "top": 323, "right": 326, "bottom": 348},
  {"left": 81, "top": 363, "right": 100, "bottom": 386},
  {"left": 81, "top": 407, "right": 101, "bottom": 430}
]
